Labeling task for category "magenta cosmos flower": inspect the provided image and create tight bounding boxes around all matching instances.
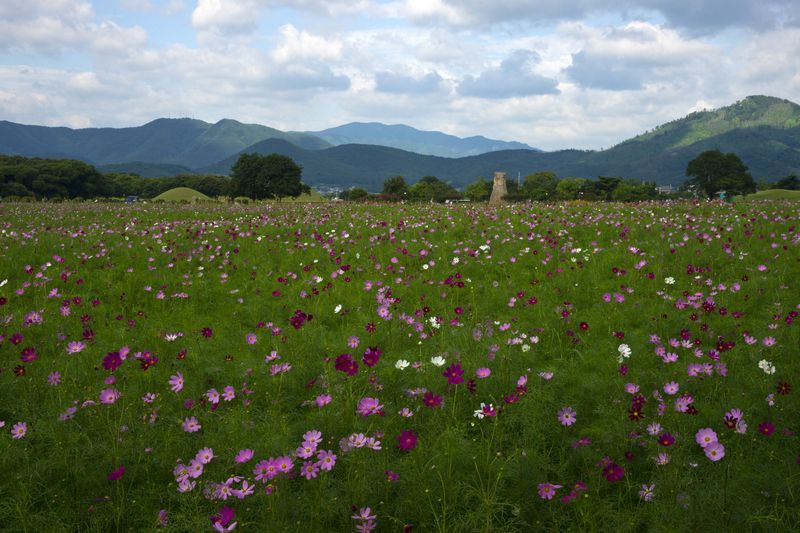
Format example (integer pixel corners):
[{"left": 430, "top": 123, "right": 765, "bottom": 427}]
[
  {"left": 107, "top": 465, "right": 125, "bottom": 481},
  {"left": 443, "top": 362, "right": 465, "bottom": 384},
  {"left": 537, "top": 482, "right": 562, "bottom": 500},
  {"left": 397, "top": 430, "right": 418, "bottom": 451}
]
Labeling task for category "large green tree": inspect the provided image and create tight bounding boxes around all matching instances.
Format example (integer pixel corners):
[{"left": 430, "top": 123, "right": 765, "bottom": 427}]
[
  {"left": 381, "top": 175, "right": 409, "bottom": 198},
  {"left": 409, "top": 175, "right": 460, "bottom": 203},
  {"left": 463, "top": 176, "right": 490, "bottom": 201},
  {"left": 230, "top": 153, "right": 304, "bottom": 200},
  {"left": 685, "top": 150, "right": 756, "bottom": 198},
  {"left": 522, "top": 171, "right": 558, "bottom": 201}
]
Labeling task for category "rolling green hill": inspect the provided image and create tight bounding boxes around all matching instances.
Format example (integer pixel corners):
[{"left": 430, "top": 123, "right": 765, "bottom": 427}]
[
  {"left": 0, "top": 118, "right": 330, "bottom": 168},
  {"left": 2, "top": 95, "right": 800, "bottom": 188},
  {"left": 311, "top": 122, "right": 538, "bottom": 157}
]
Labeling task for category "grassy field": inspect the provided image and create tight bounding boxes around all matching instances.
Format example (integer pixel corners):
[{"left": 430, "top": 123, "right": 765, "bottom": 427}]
[
  {"left": 0, "top": 200, "right": 798, "bottom": 532},
  {"left": 739, "top": 189, "right": 800, "bottom": 201}
]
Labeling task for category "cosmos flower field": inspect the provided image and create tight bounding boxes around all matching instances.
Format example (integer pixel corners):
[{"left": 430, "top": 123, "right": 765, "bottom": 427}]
[{"left": 0, "top": 200, "right": 798, "bottom": 532}]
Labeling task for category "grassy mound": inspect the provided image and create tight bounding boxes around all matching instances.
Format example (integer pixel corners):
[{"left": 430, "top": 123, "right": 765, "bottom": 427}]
[
  {"left": 152, "top": 187, "right": 211, "bottom": 202},
  {"left": 746, "top": 189, "right": 800, "bottom": 200}
]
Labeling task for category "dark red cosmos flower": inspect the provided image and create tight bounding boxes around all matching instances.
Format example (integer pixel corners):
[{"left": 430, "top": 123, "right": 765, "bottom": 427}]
[
  {"left": 20, "top": 347, "right": 37, "bottom": 363},
  {"left": 443, "top": 362, "right": 464, "bottom": 385},
  {"left": 201, "top": 327, "right": 213, "bottom": 338},
  {"left": 396, "top": 430, "right": 418, "bottom": 451},
  {"left": 103, "top": 351, "right": 122, "bottom": 372},
  {"left": 628, "top": 406, "right": 645, "bottom": 421},
  {"left": 335, "top": 353, "right": 358, "bottom": 376},
  {"left": 658, "top": 433, "right": 675, "bottom": 446},
  {"left": 602, "top": 463, "right": 625, "bottom": 482},
  {"left": 758, "top": 422, "right": 775, "bottom": 436},
  {"left": 139, "top": 352, "right": 158, "bottom": 370},
  {"left": 776, "top": 382, "right": 791, "bottom": 395},
  {"left": 422, "top": 391, "right": 442, "bottom": 408},
  {"left": 579, "top": 322, "right": 589, "bottom": 331},
  {"left": 362, "top": 347, "right": 381, "bottom": 367},
  {"left": 13, "top": 365, "right": 25, "bottom": 376}
]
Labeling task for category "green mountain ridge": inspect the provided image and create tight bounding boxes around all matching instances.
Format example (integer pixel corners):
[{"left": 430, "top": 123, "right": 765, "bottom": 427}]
[{"left": 2, "top": 95, "right": 799, "bottom": 187}]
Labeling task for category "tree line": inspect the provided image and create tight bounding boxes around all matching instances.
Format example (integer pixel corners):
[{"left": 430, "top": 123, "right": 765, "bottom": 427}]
[
  {"left": 0, "top": 153, "right": 307, "bottom": 201},
  {"left": 1, "top": 149, "right": 795, "bottom": 202}
]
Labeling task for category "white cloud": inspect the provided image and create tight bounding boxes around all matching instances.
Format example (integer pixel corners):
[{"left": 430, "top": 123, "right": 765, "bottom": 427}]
[
  {"left": 272, "top": 25, "right": 343, "bottom": 63},
  {"left": 191, "top": 0, "right": 260, "bottom": 40}
]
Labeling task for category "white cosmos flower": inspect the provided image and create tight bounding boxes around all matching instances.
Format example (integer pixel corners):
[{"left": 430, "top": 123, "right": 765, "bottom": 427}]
[
  {"left": 664, "top": 277, "right": 675, "bottom": 285},
  {"left": 334, "top": 304, "right": 342, "bottom": 314},
  {"left": 395, "top": 359, "right": 410, "bottom": 370},
  {"left": 430, "top": 355, "right": 446, "bottom": 367}
]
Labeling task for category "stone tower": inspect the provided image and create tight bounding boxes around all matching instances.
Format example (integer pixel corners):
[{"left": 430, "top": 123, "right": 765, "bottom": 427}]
[{"left": 489, "top": 171, "right": 508, "bottom": 204}]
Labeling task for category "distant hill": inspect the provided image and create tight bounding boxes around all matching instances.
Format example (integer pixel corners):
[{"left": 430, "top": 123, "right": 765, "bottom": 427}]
[
  {"left": 2, "top": 95, "right": 799, "bottom": 187},
  {"left": 0, "top": 118, "right": 330, "bottom": 168},
  {"left": 311, "top": 122, "right": 538, "bottom": 158}
]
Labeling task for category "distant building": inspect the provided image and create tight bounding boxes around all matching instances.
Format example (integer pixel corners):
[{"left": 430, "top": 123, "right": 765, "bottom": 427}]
[
  {"left": 125, "top": 195, "right": 139, "bottom": 203},
  {"left": 656, "top": 185, "right": 674, "bottom": 195}
]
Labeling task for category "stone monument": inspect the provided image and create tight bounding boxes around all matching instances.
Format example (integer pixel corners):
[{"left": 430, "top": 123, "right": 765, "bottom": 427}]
[{"left": 489, "top": 171, "right": 508, "bottom": 204}]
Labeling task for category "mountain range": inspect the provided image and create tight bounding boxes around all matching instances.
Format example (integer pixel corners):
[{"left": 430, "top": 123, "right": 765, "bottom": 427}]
[{"left": 1, "top": 95, "right": 799, "bottom": 189}]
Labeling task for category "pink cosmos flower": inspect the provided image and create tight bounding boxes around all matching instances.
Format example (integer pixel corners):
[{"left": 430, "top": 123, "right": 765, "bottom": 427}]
[
  {"left": 695, "top": 428, "right": 718, "bottom": 448},
  {"left": 537, "top": 482, "right": 562, "bottom": 500},
  {"left": 275, "top": 455, "right": 293, "bottom": 474},
  {"left": 315, "top": 394, "right": 332, "bottom": 407},
  {"left": 66, "top": 341, "right": 86, "bottom": 354},
  {"left": 303, "top": 429, "right": 322, "bottom": 446},
  {"left": 235, "top": 449, "right": 254, "bottom": 464},
  {"left": 704, "top": 441, "right": 725, "bottom": 461},
  {"left": 196, "top": 447, "right": 214, "bottom": 464},
  {"left": 222, "top": 386, "right": 235, "bottom": 401},
  {"left": 99, "top": 388, "right": 120, "bottom": 404},
  {"left": 301, "top": 461, "right": 319, "bottom": 480},
  {"left": 169, "top": 373, "right": 184, "bottom": 393},
  {"left": 663, "top": 381, "right": 679, "bottom": 395},
  {"left": 182, "top": 416, "right": 201, "bottom": 433},
  {"left": 316, "top": 449, "right": 337, "bottom": 471},
  {"left": 475, "top": 367, "right": 491, "bottom": 379},
  {"left": 11, "top": 421, "right": 27, "bottom": 439},
  {"left": 245, "top": 333, "right": 257, "bottom": 345},
  {"left": 558, "top": 407, "right": 577, "bottom": 426},
  {"left": 357, "top": 397, "right": 384, "bottom": 417}
]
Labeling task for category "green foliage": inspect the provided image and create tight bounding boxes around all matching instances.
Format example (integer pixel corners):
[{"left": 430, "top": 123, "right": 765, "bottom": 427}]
[
  {"left": 0, "top": 155, "right": 111, "bottom": 199},
  {"left": 463, "top": 176, "right": 490, "bottom": 201},
  {"left": 685, "top": 150, "right": 756, "bottom": 198},
  {"left": 230, "top": 152, "right": 304, "bottom": 200},
  {"left": 522, "top": 171, "right": 558, "bottom": 201},
  {"left": 555, "top": 177, "right": 587, "bottom": 200},
  {"left": 774, "top": 174, "right": 799, "bottom": 190},
  {"left": 346, "top": 187, "right": 370, "bottom": 201},
  {"left": 381, "top": 175, "right": 410, "bottom": 198},
  {"left": 409, "top": 175, "right": 460, "bottom": 202}
]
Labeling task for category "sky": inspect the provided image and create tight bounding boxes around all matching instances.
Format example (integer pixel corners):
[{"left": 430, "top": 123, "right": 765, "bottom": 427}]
[{"left": 1, "top": 0, "right": 799, "bottom": 151}]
